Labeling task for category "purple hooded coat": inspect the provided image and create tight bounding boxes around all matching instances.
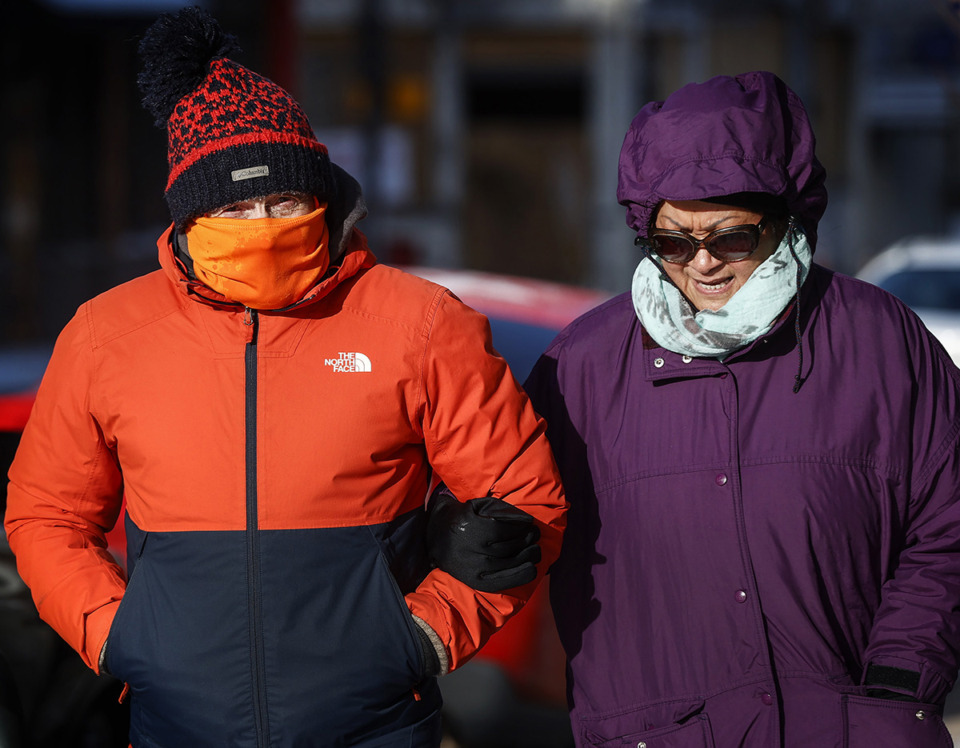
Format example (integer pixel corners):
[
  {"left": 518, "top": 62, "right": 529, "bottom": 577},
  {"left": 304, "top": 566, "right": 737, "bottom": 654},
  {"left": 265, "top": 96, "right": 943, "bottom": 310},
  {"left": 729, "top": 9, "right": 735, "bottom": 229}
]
[{"left": 526, "top": 72, "right": 960, "bottom": 747}]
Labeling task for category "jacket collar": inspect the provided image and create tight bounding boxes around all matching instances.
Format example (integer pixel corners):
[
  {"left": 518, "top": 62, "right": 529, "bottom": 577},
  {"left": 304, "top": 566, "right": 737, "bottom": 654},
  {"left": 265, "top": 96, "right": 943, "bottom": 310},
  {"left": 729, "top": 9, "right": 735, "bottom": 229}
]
[{"left": 640, "top": 296, "right": 801, "bottom": 383}]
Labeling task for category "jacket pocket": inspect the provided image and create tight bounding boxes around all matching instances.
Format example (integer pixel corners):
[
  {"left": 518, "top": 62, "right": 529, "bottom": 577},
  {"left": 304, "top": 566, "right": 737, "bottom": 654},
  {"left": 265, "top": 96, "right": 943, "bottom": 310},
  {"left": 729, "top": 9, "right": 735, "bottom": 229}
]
[
  {"left": 376, "top": 548, "right": 427, "bottom": 683},
  {"left": 584, "top": 711, "right": 715, "bottom": 748},
  {"left": 104, "top": 528, "right": 149, "bottom": 683},
  {"left": 257, "top": 526, "right": 438, "bottom": 740},
  {"left": 842, "top": 694, "right": 953, "bottom": 748}
]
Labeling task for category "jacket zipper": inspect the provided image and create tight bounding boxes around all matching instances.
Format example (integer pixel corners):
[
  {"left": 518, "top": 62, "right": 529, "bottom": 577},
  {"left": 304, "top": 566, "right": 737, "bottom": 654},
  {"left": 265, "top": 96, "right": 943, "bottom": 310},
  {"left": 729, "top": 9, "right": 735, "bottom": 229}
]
[{"left": 244, "top": 307, "right": 269, "bottom": 746}]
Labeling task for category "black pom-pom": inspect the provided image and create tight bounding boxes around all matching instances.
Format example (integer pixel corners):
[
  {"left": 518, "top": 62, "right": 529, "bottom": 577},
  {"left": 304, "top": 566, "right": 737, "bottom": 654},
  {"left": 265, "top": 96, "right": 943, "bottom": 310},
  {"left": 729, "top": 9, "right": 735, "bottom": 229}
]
[{"left": 137, "top": 6, "right": 241, "bottom": 127}]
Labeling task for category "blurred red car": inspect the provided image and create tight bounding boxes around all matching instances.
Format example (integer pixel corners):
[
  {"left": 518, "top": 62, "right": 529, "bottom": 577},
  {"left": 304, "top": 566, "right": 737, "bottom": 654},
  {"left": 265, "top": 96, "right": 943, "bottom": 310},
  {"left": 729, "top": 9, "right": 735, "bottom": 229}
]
[{"left": 0, "top": 268, "right": 610, "bottom": 748}]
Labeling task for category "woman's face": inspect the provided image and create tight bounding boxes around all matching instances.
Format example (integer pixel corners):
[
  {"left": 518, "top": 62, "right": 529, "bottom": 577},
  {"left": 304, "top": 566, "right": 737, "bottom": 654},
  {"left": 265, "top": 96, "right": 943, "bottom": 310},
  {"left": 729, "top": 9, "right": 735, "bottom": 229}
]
[{"left": 653, "top": 200, "right": 779, "bottom": 311}]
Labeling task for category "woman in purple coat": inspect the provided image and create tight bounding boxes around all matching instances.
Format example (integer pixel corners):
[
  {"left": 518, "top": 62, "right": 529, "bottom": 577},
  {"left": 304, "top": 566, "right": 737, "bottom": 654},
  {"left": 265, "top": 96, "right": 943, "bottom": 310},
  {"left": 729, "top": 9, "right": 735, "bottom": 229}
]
[{"left": 521, "top": 71, "right": 960, "bottom": 746}]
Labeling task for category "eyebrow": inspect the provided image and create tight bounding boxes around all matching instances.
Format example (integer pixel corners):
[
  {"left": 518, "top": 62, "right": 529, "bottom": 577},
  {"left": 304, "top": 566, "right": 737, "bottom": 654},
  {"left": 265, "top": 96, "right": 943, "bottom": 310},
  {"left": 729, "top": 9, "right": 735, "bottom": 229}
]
[{"left": 658, "top": 214, "right": 746, "bottom": 233}]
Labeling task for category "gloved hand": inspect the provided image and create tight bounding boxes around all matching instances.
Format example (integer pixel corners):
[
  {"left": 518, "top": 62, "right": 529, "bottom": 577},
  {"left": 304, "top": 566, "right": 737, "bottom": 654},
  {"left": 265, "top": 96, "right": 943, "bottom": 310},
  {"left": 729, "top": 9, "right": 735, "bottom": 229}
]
[{"left": 426, "top": 485, "right": 541, "bottom": 593}]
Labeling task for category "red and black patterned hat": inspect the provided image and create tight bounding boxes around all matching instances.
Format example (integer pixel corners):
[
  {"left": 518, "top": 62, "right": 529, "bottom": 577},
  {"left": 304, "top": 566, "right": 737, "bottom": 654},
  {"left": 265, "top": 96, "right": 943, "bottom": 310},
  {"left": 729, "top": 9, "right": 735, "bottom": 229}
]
[{"left": 138, "top": 6, "right": 334, "bottom": 227}]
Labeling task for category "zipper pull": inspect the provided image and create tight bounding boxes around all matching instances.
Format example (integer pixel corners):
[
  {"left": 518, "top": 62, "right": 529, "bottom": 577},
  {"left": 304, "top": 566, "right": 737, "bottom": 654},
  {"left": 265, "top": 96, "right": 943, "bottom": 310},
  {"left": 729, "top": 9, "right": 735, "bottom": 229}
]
[{"left": 243, "top": 307, "right": 259, "bottom": 344}]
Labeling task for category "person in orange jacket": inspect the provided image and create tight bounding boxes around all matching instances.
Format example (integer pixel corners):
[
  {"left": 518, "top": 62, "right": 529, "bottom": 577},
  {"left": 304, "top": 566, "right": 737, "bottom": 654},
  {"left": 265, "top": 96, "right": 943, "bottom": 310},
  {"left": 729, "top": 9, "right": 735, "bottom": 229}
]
[{"left": 3, "top": 8, "right": 566, "bottom": 747}]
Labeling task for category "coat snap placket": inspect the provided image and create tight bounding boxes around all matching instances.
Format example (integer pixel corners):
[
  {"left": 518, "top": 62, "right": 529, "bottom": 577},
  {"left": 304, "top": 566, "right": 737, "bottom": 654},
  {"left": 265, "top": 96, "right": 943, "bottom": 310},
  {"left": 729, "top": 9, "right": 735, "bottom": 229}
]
[{"left": 719, "top": 364, "right": 782, "bottom": 739}]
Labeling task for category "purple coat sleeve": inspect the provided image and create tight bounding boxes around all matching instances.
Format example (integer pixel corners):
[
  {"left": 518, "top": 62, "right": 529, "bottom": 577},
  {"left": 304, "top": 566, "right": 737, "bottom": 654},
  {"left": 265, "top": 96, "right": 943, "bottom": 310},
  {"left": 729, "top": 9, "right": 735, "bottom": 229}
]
[{"left": 861, "top": 331, "right": 960, "bottom": 708}]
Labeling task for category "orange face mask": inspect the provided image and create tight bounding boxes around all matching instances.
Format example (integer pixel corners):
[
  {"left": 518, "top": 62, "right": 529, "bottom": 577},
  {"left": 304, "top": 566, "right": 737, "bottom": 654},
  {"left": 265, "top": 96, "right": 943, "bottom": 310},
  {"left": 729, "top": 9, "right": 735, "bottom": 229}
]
[{"left": 184, "top": 204, "right": 330, "bottom": 310}]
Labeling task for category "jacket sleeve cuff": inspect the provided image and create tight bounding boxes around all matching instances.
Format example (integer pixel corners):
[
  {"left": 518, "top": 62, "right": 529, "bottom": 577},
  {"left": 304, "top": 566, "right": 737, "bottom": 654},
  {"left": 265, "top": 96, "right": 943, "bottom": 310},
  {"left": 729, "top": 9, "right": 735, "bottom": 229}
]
[
  {"left": 85, "top": 601, "right": 120, "bottom": 674},
  {"left": 98, "top": 640, "right": 109, "bottom": 675},
  {"left": 864, "top": 663, "right": 921, "bottom": 701},
  {"left": 412, "top": 615, "right": 449, "bottom": 677}
]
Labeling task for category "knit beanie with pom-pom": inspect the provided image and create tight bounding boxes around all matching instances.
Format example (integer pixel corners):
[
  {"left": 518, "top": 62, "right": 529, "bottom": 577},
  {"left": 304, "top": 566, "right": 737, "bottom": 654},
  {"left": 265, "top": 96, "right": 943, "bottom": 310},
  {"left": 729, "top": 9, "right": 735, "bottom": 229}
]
[{"left": 138, "top": 6, "right": 334, "bottom": 228}]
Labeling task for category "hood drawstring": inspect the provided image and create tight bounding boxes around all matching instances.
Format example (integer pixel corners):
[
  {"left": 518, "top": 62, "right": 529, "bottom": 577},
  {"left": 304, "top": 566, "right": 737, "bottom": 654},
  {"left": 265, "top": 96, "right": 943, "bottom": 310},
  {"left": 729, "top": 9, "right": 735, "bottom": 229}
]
[{"left": 787, "top": 219, "right": 804, "bottom": 393}]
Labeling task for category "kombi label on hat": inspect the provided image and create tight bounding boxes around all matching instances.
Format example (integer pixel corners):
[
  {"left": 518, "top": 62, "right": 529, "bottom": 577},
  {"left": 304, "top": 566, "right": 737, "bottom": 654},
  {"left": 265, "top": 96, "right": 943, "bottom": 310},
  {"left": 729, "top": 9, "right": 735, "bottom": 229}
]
[{"left": 232, "top": 165, "right": 270, "bottom": 182}]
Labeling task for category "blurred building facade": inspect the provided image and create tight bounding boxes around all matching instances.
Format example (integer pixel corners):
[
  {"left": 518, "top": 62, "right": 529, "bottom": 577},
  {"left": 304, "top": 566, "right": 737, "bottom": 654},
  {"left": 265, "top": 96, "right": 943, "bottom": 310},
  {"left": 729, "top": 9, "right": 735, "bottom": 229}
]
[{"left": 3, "top": 0, "right": 960, "bottom": 342}]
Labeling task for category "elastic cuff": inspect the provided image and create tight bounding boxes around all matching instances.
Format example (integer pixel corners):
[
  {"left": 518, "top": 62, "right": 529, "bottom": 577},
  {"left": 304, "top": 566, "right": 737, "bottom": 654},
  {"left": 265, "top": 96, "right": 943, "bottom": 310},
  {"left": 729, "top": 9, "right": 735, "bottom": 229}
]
[
  {"left": 84, "top": 601, "right": 121, "bottom": 672},
  {"left": 864, "top": 664, "right": 920, "bottom": 698},
  {"left": 865, "top": 687, "right": 919, "bottom": 702},
  {"left": 412, "top": 615, "right": 449, "bottom": 677}
]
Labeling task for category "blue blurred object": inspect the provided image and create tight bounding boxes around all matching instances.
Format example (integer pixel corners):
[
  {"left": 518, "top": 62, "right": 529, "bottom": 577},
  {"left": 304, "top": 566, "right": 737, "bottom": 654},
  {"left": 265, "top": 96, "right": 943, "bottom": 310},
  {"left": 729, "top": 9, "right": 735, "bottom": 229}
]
[
  {"left": 485, "top": 319, "right": 559, "bottom": 382},
  {"left": 0, "top": 345, "right": 52, "bottom": 395}
]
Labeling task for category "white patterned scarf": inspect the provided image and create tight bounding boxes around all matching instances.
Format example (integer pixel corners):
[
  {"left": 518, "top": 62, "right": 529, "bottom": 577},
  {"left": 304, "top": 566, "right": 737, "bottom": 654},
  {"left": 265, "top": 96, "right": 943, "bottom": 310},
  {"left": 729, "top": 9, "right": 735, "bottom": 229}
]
[{"left": 632, "top": 222, "right": 813, "bottom": 360}]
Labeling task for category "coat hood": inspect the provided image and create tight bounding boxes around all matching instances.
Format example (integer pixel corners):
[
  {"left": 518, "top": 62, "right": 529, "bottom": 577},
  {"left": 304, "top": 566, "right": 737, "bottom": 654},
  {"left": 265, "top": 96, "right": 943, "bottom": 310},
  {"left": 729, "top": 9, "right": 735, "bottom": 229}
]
[
  {"left": 617, "top": 71, "right": 828, "bottom": 249},
  {"left": 325, "top": 162, "right": 368, "bottom": 261}
]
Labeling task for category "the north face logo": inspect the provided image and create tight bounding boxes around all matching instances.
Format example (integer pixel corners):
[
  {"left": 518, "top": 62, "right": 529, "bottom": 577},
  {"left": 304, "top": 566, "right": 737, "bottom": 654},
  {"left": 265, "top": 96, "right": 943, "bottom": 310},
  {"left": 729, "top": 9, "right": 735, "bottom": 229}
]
[{"left": 324, "top": 352, "right": 372, "bottom": 373}]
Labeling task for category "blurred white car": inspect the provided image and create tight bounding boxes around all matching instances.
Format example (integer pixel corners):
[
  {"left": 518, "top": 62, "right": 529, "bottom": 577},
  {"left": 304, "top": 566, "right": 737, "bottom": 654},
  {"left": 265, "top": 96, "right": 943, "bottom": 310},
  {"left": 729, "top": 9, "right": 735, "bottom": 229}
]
[{"left": 856, "top": 237, "right": 960, "bottom": 364}]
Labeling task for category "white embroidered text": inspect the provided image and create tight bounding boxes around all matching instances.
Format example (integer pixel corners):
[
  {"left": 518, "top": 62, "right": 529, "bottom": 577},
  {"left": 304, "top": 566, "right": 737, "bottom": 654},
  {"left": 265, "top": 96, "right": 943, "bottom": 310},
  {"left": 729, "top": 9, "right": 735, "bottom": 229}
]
[{"left": 324, "top": 352, "right": 372, "bottom": 373}]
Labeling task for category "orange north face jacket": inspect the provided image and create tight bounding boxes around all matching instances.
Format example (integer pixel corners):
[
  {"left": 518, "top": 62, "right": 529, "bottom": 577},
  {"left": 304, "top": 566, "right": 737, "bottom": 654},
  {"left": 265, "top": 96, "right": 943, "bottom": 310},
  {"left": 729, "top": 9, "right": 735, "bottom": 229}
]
[{"left": 5, "top": 213, "right": 566, "bottom": 745}]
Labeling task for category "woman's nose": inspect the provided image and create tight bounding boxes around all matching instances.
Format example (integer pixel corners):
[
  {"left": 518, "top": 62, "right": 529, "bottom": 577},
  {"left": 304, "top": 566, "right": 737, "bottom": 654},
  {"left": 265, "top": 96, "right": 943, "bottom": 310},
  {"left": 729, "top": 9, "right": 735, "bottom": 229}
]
[{"left": 688, "top": 245, "right": 722, "bottom": 271}]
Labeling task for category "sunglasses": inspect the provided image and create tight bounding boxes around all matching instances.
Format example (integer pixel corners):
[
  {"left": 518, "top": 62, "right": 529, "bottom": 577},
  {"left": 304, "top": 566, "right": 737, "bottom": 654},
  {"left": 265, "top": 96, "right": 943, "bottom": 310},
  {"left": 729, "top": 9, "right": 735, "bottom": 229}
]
[{"left": 638, "top": 217, "right": 770, "bottom": 264}]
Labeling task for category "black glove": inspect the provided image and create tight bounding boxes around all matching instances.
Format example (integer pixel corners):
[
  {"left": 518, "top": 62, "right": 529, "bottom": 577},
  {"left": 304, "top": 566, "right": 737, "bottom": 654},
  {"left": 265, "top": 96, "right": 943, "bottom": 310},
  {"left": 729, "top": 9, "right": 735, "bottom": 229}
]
[{"left": 426, "top": 485, "right": 541, "bottom": 593}]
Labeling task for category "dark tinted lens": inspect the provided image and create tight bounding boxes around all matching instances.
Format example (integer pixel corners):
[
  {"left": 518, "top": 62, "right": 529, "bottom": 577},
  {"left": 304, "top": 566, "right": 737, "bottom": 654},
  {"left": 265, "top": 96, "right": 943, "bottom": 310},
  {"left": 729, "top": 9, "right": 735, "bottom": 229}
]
[
  {"left": 652, "top": 234, "right": 696, "bottom": 263},
  {"left": 705, "top": 230, "right": 757, "bottom": 261}
]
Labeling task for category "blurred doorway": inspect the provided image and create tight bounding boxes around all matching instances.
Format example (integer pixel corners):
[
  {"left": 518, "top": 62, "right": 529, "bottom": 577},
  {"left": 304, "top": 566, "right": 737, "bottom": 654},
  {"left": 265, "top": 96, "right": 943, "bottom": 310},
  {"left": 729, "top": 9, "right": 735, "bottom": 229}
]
[{"left": 463, "top": 35, "right": 590, "bottom": 285}]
